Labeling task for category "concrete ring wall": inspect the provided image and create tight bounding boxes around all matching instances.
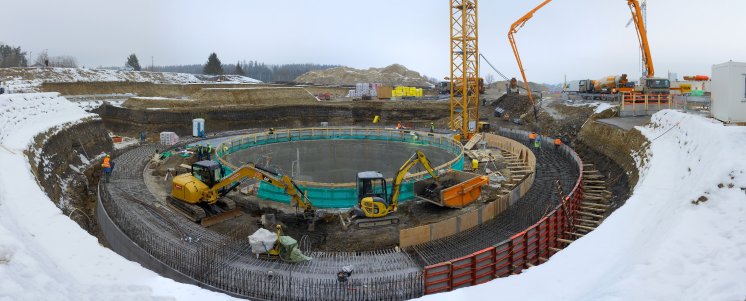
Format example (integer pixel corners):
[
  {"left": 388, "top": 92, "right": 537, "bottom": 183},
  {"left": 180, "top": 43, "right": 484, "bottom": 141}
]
[
  {"left": 399, "top": 133, "right": 537, "bottom": 248},
  {"left": 215, "top": 127, "right": 465, "bottom": 208},
  {"left": 421, "top": 128, "right": 584, "bottom": 295}
]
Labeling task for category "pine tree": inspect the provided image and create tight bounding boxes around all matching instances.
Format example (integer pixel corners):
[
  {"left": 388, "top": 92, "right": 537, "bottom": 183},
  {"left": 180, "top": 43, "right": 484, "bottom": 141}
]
[
  {"left": 234, "top": 61, "right": 245, "bottom": 75},
  {"left": 126, "top": 54, "right": 142, "bottom": 71},
  {"left": 203, "top": 53, "right": 224, "bottom": 75}
]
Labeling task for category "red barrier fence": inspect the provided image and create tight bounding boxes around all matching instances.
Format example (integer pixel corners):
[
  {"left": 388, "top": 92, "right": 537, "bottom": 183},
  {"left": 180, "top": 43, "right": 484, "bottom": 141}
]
[{"left": 423, "top": 140, "right": 584, "bottom": 295}]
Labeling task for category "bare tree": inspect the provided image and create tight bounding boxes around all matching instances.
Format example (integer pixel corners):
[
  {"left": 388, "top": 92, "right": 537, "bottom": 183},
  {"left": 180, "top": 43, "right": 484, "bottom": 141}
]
[
  {"left": 35, "top": 50, "right": 49, "bottom": 67},
  {"left": 485, "top": 74, "right": 496, "bottom": 85},
  {"left": 48, "top": 56, "right": 78, "bottom": 68}
]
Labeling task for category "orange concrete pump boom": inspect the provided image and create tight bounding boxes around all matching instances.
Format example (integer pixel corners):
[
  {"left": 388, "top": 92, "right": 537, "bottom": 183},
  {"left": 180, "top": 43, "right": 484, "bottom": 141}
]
[
  {"left": 508, "top": 0, "right": 553, "bottom": 122},
  {"left": 628, "top": 0, "right": 654, "bottom": 78}
]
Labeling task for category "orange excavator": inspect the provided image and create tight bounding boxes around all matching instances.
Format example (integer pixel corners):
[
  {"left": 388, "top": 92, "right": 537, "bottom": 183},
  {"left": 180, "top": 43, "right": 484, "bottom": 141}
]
[{"left": 508, "top": 0, "right": 554, "bottom": 122}]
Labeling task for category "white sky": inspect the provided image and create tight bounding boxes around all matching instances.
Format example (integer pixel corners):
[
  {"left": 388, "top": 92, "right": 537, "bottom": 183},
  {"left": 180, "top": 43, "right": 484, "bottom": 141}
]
[{"left": 2, "top": 0, "right": 745, "bottom": 83}]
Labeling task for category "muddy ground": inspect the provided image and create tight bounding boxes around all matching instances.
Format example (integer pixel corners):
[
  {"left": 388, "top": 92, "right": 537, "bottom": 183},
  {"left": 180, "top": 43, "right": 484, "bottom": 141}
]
[
  {"left": 28, "top": 82, "right": 640, "bottom": 254},
  {"left": 144, "top": 148, "right": 508, "bottom": 252}
]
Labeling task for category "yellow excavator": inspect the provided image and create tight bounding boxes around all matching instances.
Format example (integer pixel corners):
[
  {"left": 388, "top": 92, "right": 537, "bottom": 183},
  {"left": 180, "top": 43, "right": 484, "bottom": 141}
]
[
  {"left": 170, "top": 160, "right": 314, "bottom": 227},
  {"left": 350, "top": 150, "right": 439, "bottom": 228}
]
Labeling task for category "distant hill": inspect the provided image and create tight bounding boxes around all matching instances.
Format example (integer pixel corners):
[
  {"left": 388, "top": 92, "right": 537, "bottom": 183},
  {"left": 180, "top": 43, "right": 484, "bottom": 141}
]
[{"left": 295, "top": 64, "right": 432, "bottom": 87}]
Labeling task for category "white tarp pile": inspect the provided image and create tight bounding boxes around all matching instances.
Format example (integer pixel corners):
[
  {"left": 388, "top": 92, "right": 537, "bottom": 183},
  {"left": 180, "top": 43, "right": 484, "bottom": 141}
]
[{"left": 248, "top": 228, "right": 279, "bottom": 254}]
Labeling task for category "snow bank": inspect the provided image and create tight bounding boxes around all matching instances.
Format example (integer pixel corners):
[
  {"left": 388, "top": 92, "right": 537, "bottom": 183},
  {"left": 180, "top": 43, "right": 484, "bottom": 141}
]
[
  {"left": 419, "top": 110, "right": 746, "bottom": 301},
  {"left": 0, "top": 93, "right": 234, "bottom": 300},
  {"left": 566, "top": 100, "right": 616, "bottom": 114},
  {"left": 0, "top": 67, "right": 260, "bottom": 93}
]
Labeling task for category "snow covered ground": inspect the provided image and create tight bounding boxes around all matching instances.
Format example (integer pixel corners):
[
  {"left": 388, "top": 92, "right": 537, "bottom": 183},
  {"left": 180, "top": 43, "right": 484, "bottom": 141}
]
[
  {"left": 0, "top": 93, "right": 235, "bottom": 300},
  {"left": 0, "top": 67, "right": 260, "bottom": 93},
  {"left": 419, "top": 110, "right": 746, "bottom": 301}
]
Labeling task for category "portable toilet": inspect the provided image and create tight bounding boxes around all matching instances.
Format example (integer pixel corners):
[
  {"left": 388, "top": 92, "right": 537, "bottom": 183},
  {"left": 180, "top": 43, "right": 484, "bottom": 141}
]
[{"left": 192, "top": 118, "right": 205, "bottom": 137}]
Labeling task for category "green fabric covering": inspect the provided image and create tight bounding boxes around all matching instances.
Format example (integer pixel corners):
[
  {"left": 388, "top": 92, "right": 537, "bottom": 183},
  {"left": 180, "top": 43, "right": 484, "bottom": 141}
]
[
  {"left": 159, "top": 151, "right": 172, "bottom": 159},
  {"left": 278, "top": 236, "right": 311, "bottom": 262}
]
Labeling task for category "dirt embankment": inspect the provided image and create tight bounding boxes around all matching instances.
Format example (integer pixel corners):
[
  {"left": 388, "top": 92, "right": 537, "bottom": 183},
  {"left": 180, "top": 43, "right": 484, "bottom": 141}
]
[
  {"left": 491, "top": 93, "right": 534, "bottom": 118},
  {"left": 576, "top": 114, "right": 648, "bottom": 192},
  {"left": 26, "top": 119, "right": 113, "bottom": 235},
  {"left": 41, "top": 82, "right": 267, "bottom": 97},
  {"left": 124, "top": 87, "right": 319, "bottom": 109},
  {"left": 95, "top": 101, "right": 450, "bottom": 137}
]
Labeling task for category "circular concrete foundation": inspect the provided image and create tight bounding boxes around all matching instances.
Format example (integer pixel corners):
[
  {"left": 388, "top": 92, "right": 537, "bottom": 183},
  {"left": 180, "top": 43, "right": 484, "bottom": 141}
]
[{"left": 216, "top": 128, "right": 464, "bottom": 208}]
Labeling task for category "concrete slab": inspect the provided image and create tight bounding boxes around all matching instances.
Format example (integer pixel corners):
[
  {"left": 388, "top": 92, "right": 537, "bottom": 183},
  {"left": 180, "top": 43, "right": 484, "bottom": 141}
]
[{"left": 596, "top": 116, "right": 650, "bottom": 131}]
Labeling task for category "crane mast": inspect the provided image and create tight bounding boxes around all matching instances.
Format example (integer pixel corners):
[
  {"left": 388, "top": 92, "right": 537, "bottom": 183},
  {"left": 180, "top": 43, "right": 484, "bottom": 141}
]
[
  {"left": 508, "top": 0, "right": 554, "bottom": 122},
  {"left": 450, "top": 0, "right": 479, "bottom": 141}
]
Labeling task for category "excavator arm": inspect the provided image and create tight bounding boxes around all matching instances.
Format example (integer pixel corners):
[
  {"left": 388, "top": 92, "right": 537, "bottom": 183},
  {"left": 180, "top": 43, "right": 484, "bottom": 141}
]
[
  {"left": 508, "top": 0, "right": 554, "bottom": 122},
  {"left": 627, "top": 0, "right": 654, "bottom": 78},
  {"left": 389, "top": 150, "right": 438, "bottom": 211},
  {"left": 205, "top": 164, "right": 313, "bottom": 210}
]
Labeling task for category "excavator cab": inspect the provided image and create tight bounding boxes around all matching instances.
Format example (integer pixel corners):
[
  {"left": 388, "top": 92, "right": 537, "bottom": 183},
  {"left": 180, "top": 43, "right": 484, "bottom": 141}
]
[
  {"left": 191, "top": 160, "right": 224, "bottom": 188},
  {"left": 355, "top": 171, "right": 391, "bottom": 218}
]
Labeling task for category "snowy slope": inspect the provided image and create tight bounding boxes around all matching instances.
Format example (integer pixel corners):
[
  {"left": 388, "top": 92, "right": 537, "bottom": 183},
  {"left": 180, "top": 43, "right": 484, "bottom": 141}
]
[
  {"left": 0, "top": 93, "right": 235, "bottom": 300},
  {"left": 0, "top": 67, "right": 261, "bottom": 93},
  {"left": 419, "top": 110, "right": 746, "bottom": 301}
]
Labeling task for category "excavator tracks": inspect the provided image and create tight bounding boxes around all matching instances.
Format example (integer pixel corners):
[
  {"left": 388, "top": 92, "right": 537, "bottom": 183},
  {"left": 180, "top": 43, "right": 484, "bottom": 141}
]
[
  {"left": 167, "top": 197, "right": 241, "bottom": 227},
  {"left": 354, "top": 216, "right": 401, "bottom": 229}
]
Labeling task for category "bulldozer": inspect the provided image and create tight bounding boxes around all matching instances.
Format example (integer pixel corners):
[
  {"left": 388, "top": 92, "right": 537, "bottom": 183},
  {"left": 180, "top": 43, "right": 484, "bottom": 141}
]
[{"left": 170, "top": 160, "right": 315, "bottom": 227}]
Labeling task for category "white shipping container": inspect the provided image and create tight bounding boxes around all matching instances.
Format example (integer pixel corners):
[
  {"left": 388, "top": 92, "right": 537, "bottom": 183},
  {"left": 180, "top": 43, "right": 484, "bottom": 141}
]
[{"left": 711, "top": 61, "right": 746, "bottom": 123}]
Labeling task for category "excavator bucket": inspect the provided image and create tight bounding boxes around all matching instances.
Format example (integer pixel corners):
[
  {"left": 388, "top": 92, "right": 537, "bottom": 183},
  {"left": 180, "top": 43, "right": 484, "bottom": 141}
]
[{"left": 414, "top": 170, "right": 489, "bottom": 208}]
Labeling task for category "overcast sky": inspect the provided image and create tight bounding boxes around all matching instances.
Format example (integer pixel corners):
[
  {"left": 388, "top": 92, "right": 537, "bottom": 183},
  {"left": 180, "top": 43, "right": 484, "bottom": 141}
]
[{"left": 2, "top": 0, "right": 744, "bottom": 83}]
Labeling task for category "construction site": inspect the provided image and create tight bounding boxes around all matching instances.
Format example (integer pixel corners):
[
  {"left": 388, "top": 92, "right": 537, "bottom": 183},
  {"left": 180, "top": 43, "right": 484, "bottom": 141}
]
[{"left": 1, "top": 1, "right": 745, "bottom": 301}]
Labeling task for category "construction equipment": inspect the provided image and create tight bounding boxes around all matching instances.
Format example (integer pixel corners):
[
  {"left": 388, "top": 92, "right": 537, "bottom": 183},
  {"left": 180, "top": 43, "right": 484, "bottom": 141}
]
[
  {"left": 316, "top": 92, "right": 332, "bottom": 101},
  {"left": 594, "top": 74, "right": 633, "bottom": 94},
  {"left": 508, "top": 0, "right": 554, "bottom": 123},
  {"left": 508, "top": 78, "right": 520, "bottom": 94},
  {"left": 477, "top": 121, "right": 491, "bottom": 133},
  {"left": 170, "top": 160, "right": 315, "bottom": 227},
  {"left": 626, "top": 0, "right": 670, "bottom": 94},
  {"left": 350, "top": 150, "right": 439, "bottom": 228},
  {"left": 449, "top": 0, "right": 480, "bottom": 142},
  {"left": 478, "top": 53, "right": 521, "bottom": 94}
]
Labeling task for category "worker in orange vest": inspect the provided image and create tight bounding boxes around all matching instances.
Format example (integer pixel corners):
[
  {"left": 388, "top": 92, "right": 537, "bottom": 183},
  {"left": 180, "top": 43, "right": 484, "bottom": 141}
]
[
  {"left": 101, "top": 154, "right": 113, "bottom": 183},
  {"left": 554, "top": 137, "right": 562, "bottom": 150},
  {"left": 528, "top": 132, "right": 537, "bottom": 145}
]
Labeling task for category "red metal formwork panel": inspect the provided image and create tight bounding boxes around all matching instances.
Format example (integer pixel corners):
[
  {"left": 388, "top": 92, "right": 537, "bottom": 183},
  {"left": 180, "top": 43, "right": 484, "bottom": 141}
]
[
  {"left": 494, "top": 242, "right": 512, "bottom": 277},
  {"left": 473, "top": 247, "right": 497, "bottom": 285},
  {"left": 509, "top": 233, "right": 527, "bottom": 274},
  {"left": 547, "top": 213, "right": 559, "bottom": 253},
  {"left": 450, "top": 255, "right": 475, "bottom": 290},
  {"left": 536, "top": 217, "right": 550, "bottom": 263},
  {"left": 424, "top": 262, "right": 452, "bottom": 294},
  {"left": 524, "top": 226, "right": 540, "bottom": 266}
]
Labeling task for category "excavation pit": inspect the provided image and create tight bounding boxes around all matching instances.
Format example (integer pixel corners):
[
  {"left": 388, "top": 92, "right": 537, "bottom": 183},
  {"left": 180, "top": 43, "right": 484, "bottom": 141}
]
[{"left": 217, "top": 128, "right": 465, "bottom": 208}]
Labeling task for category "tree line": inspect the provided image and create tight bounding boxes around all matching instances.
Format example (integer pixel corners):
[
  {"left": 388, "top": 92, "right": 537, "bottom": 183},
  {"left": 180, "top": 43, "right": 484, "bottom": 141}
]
[
  {"left": 0, "top": 43, "right": 79, "bottom": 68},
  {"left": 151, "top": 52, "right": 338, "bottom": 82},
  {"left": 0, "top": 44, "right": 338, "bottom": 83}
]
